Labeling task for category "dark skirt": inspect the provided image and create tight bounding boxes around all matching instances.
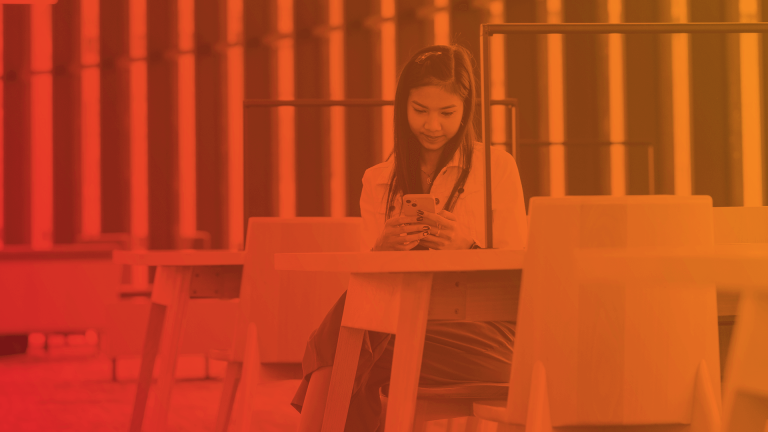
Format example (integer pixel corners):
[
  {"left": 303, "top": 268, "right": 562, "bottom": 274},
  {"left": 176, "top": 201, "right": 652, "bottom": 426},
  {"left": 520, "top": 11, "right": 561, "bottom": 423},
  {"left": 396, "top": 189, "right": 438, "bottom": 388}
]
[{"left": 291, "top": 292, "right": 515, "bottom": 432}]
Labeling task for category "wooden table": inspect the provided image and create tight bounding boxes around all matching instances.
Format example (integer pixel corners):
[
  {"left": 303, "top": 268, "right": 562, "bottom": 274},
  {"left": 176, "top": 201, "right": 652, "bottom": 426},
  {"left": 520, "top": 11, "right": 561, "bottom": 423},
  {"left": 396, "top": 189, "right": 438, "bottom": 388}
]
[
  {"left": 113, "top": 250, "right": 245, "bottom": 432},
  {"left": 274, "top": 249, "right": 526, "bottom": 432},
  {"left": 574, "top": 243, "right": 768, "bottom": 432}
]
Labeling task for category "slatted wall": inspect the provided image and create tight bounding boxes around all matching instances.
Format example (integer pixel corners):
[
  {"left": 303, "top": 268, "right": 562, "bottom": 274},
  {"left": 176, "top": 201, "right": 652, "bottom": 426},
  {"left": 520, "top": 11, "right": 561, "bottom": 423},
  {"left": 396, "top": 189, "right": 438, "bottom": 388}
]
[{"left": 1, "top": 0, "right": 766, "bottom": 255}]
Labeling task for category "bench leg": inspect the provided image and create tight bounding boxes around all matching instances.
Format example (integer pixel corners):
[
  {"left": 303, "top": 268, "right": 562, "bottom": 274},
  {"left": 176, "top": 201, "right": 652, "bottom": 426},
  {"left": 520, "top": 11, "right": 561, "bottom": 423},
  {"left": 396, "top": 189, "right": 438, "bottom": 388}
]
[
  {"left": 384, "top": 273, "right": 433, "bottom": 432},
  {"left": 321, "top": 326, "right": 365, "bottom": 432},
  {"left": 129, "top": 302, "right": 167, "bottom": 432},
  {"left": 215, "top": 361, "right": 243, "bottom": 432},
  {"left": 148, "top": 266, "right": 194, "bottom": 432}
]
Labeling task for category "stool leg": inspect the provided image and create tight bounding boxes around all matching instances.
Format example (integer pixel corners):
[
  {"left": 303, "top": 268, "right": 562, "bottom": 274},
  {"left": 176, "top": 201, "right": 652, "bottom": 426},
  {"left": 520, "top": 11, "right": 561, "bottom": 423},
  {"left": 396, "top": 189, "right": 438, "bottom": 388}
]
[
  {"left": 215, "top": 361, "right": 243, "bottom": 432},
  {"left": 129, "top": 302, "right": 167, "bottom": 432},
  {"left": 148, "top": 266, "right": 194, "bottom": 432}
]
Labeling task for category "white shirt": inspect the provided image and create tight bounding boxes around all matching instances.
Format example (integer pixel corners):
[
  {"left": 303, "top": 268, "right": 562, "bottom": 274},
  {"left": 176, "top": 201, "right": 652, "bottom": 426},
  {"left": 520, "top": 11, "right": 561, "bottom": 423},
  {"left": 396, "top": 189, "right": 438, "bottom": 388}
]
[{"left": 359, "top": 143, "right": 528, "bottom": 250}]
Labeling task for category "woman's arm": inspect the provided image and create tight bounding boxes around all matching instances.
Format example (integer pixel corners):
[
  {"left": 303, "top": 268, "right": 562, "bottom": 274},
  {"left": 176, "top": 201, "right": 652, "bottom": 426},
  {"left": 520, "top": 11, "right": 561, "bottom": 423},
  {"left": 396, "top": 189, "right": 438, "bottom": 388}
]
[{"left": 360, "top": 169, "right": 425, "bottom": 251}]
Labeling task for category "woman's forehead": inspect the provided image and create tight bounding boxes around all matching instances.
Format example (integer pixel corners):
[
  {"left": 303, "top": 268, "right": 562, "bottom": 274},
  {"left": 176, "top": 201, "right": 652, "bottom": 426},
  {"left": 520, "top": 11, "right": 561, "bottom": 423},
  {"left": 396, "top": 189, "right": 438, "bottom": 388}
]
[{"left": 408, "top": 85, "right": 463, "bottom": 109}]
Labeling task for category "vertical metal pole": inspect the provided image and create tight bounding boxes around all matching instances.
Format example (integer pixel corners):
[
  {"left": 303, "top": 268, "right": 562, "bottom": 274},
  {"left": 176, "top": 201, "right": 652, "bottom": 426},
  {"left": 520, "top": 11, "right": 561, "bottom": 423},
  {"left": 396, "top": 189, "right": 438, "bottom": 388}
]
[
  {"left": 480, "top": 25, "right": 494, "bottom": 248},
  {"left": 512, "top": 105, "right": 518, "bottom": 160},
  {"left": 505, "top": 105, "right": 513, "bottom": 155}
]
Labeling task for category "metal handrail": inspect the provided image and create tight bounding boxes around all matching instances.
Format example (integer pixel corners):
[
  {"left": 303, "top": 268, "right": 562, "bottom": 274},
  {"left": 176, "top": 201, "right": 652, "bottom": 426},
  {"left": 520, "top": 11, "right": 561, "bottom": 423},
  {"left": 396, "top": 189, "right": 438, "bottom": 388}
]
[
  {"left": 479, "top": 21, "right": 768, "bottom": 248},
  {"left": 244, "top": 98, "right": 520, "bottom": 157}
]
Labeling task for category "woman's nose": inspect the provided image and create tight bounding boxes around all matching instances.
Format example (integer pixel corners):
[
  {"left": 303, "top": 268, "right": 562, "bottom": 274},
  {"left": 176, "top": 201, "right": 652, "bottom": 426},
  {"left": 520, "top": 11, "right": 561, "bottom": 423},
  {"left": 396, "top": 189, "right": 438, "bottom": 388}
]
[{"left": 424, "top": 115, "right": 441, "bottom": 132}]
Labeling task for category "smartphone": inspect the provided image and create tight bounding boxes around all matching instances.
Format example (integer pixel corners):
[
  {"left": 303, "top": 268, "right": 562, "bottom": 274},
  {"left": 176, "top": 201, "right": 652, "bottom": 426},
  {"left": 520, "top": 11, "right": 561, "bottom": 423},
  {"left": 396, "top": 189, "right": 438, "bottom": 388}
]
[{"left": 402, "top": 194, "right": 436, "bottom": 217}]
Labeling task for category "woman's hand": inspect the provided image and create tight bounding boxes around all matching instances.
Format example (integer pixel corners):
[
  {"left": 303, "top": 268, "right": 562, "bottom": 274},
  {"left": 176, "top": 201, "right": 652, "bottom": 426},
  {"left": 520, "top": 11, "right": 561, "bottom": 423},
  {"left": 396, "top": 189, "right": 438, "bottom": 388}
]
[
  {"left": 418, "top": 210, "right": 475, "bottom": 250},
  {"left": 372, "top": 215, "right": 431, "bottom": 251}
]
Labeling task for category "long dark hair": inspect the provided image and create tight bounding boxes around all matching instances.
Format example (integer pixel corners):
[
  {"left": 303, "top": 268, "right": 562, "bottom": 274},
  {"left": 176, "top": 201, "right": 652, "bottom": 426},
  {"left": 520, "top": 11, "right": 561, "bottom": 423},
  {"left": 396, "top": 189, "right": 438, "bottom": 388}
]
[{"left": 384, "top": 44, "right": 478, "bottom": 220}]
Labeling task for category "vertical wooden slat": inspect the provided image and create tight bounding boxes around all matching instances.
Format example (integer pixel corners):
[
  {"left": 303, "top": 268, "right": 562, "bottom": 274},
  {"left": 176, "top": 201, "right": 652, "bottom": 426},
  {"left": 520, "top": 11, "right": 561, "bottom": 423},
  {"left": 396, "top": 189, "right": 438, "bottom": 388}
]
[
  {"left": 563, "top": 0, "right": 609, "bottom": 196},
  {"left": 30, "top": 4, "right": 54, "bottom": 249},
  {"left": 277, "top": 0, "right": 295, "bottom": 217},
  {"left": 3, "top": 6, "right": 31, "bottom": 246},
  {"left": 130, "top": 0, "right": 149, "bottom": 283},
  {"left": 80, "top": 0, "right": 100, "bottom": 239},
  {"left": 345, "top": 0, "right": 381, "bottom": 216},
  {"left": 505, "top": 0, "right": 542, "bottom": 208},
  {"left": 329, "top": 0, "right": 346, "bottom": 216},
  {"left": 0, "top": 5, "right": 4, "bottom": 248},
  {"left": 226, "top": 0, "right": 244, "bottom": 248},
  {"left": 433, "top": 0, "right": 449, "bottom": 46},
  {"left": 395, "top": 0, "right": 432, "bottom": 71},
  {"left": 669, "top": 0, "right": 692, "bottom": 195},
  {"left": 243, "top": 0, "right": 276, "bottom": 220},
  {"left": 738, "top": 0, "right": 764, "bottom": 206},
  {"left": 100, "top": 0, "right": 131, "bottom": 235},
  {"left": 177, "top": 0, "right": 196, "bottom": 244},
  {"left": 607, "top": 0, "right": 626, "bottom": 196},
  {"left": 545, "top": 0, "right": 565, "bottom": 197},
  {"left": 195, "top": 0, "right": 225, "bottom": 248},
  {"left": 295, "top": 0, "right": 330, "bottom": 217},
  {"left": 690, "top": 0, "right": 730, "bottom": 206},
  {"left": 51, "top": 0, "right": 81, "bottom": 244},
  {"left": 147, "top": 0, "right": 178, "bottom": 250},
  {"left": 380, "top": 0, "right": 394, "bottom": 160},
  {"left": 489, "top": 0, "right": 505, "bottom": 147},
  {"left": 625, "top": 0, "right": 662, "bottom": 195}
]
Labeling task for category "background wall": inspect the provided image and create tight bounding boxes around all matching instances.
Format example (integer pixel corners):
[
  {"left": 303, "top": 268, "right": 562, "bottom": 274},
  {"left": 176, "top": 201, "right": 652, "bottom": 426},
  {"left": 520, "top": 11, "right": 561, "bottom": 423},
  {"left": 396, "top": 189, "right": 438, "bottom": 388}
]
[{"left": 1, "top": 0, "right": 766, "bottom": 254}]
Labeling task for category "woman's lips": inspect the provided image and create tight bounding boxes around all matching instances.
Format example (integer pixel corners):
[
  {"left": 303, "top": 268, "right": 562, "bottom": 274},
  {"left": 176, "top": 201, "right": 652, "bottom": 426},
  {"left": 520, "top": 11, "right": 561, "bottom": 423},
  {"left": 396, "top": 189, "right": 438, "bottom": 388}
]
[{"left": 421, "top": 134, "right": 444, "bottom": 143}]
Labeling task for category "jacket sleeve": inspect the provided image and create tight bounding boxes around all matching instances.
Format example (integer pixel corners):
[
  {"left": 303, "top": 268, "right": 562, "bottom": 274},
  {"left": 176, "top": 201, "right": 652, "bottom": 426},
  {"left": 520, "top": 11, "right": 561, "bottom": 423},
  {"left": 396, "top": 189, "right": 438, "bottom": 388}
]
[
  {"left": 491, "top": 148, "right": 528, "bottom": 250},
  {"left": 359, "top": 169, "right": 383, "bottom": 251}
]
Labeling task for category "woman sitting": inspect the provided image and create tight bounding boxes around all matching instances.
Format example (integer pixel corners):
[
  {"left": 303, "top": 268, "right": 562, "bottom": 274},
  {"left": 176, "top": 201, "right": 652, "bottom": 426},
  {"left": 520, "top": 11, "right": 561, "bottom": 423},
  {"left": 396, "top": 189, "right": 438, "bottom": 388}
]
[{"left": 292, "top": 44, "right": 528, "bottom": 432}]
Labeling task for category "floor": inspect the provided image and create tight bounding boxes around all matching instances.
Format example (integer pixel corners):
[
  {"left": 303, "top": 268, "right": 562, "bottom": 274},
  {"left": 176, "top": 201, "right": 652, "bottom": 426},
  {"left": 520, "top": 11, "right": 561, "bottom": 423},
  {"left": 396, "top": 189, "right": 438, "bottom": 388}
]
[
  {"left": 0, "top": 336, "right": 485, "bottom": 432},
  {"left": 0, "top": 343, "right": 227, "bottom": 432}
]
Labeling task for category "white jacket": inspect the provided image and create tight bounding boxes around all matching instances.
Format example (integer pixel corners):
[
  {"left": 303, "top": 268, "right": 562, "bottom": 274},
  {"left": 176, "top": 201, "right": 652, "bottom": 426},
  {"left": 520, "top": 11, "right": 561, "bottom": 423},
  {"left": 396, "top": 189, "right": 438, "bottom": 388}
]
[{"left": 359, "top": 143, "right": 528, "bottom": 250}]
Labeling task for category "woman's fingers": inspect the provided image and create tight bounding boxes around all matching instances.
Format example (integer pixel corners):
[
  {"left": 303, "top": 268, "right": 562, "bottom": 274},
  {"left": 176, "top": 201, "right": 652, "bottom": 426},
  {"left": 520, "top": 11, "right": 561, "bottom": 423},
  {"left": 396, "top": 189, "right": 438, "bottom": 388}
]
[
  {"left": 419, "top": 211, "right": 453, "bottom": 229},
  {"left": 386, "top": 215, "right": 421, "bottom": 227},
  {"left": 400, "top": 231, "right": 430, "bottom": 243},
  {"left": 417, "top": 235, "right": 445, "bottom": 249}
]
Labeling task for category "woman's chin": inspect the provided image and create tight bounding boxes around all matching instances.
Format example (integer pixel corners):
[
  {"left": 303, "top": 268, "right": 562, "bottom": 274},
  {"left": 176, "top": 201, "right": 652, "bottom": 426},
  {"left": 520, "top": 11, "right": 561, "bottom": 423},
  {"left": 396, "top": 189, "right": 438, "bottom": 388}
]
[{"left": 419, "top": 139, "right": 447, "bottom": 151}]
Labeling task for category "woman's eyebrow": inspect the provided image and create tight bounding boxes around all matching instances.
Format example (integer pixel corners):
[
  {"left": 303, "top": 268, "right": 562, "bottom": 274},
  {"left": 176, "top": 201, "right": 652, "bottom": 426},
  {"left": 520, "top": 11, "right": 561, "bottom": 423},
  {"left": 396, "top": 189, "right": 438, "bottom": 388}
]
[{"left": 411, "top": 100, "right": 457, "bottom": 110}]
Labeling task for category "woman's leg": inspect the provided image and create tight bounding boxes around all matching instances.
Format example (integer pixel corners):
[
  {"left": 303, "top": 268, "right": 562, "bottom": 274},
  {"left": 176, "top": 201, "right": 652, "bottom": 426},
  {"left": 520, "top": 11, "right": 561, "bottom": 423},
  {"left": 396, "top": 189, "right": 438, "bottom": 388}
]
[{"left": 297, "top": 366, "right": 333, "bottom": 432}]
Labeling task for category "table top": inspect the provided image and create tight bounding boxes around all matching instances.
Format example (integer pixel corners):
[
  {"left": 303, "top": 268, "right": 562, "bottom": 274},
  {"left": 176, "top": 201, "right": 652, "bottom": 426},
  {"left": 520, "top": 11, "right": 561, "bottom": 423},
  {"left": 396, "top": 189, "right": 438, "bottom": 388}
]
[
  {"left": 576, "top": 243, "right": 768, "bottom": 290},
  {"left": 274, "top": 249, "right": 526, "bottom": 273},
  {"left": 113, "top": 249, "right": 246, "bottom": 266}
]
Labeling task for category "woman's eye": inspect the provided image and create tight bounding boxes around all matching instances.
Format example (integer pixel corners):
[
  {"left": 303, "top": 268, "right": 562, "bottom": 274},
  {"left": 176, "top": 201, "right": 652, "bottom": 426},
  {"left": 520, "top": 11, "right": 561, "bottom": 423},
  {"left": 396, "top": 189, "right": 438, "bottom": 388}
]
[
  {"left": 414, "top": 109, "right": 426, "bottom": 114},
  {"left": 442, "top": 112, "right": 455, "bottom": 117}
]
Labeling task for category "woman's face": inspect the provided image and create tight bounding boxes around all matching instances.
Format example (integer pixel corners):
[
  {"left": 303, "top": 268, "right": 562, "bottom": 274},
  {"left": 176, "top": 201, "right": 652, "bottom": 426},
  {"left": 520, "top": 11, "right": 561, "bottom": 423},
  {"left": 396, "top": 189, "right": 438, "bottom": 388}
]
[{"left": 407, "top": 85, "right": 464, "bottom": 152}]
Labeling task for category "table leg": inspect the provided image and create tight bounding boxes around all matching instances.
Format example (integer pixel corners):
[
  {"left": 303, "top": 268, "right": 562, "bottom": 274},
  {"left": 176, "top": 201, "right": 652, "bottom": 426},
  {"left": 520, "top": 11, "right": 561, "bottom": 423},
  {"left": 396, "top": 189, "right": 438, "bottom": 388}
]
[
  {"left": 722, "top": 291, "right": 768, "bottom": 432},
  {"left": 148, "top": 266, "right": 194, "bottom": 432},
  {"left": 384, "top": 273, "right": 433, "bottom": 432},
  {"left": 321, "top": 326, "right": 365, "bottom": 432},
  {"left": 129, "top": 302, "right": 167, "bottom": 432}
]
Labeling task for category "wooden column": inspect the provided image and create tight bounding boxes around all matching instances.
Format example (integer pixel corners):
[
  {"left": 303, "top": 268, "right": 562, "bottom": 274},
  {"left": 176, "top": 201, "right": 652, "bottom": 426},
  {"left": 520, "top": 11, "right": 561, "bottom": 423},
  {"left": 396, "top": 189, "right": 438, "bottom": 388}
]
[
  {"left": 52, "top": 0, "right": 81, "bottom": 244},
  {"left": 345, "top": 0, "right": 381, "bottom": 216},
  {"left": 243, "top": 0, "right": 276, "bottom": 220},
  {"left": 147, "top": 0, "right": 179, "bottom": 250},
  {"left": 624, "top": 0, "right": 662, "bottom": 195},
  {"left": 690, "top": 0, "right": 732, "bottom": 206},
  {"left": 100, "top": 0, "right": 131, "bottom": 234},
  {"left": 563, "top": 0, "right": 610, "bottom": 196},
  {"left": 295, "top": 0, "right": 330, "bottom": 216},
  {"left": 396, "top": 0, "right": 433, "bottom": 71},
  {"left": 3, "top": 6, "right": 31, "bottom": 245}
]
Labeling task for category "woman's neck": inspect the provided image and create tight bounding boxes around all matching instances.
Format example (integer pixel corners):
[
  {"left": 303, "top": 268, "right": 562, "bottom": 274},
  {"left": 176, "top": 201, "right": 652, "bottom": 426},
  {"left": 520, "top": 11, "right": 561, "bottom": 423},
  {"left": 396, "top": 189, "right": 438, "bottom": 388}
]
[{"left": 420, "top": 147, "right": 443, "bottom": 174}]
